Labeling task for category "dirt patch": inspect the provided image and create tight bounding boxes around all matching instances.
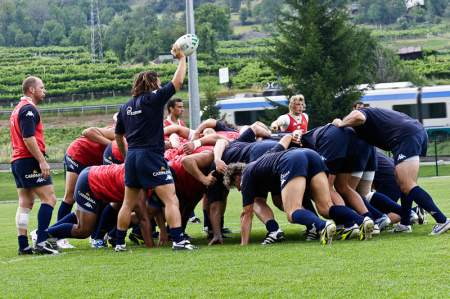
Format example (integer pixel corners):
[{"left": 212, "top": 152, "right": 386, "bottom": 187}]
[{"left": 0, "top": 114, "right": 115, "bottom": 129}]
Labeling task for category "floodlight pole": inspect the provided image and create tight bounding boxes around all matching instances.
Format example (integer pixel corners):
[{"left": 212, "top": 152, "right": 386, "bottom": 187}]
[{"left": 186, "top": 0, "right": 201, "bottom": 129}]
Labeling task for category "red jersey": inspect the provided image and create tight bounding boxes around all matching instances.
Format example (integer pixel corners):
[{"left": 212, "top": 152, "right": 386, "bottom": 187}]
[
  {"left": 163, "top": 117, "right": 186, "bottom": 127},
  {"left": 168, "top": 146, "right": 213, "bottom": 202},
  {"left": 217, "top": 131, "right": 239, "bottom": 141},
  {"left": 286, "top": 113, "right": 308, "bottom": 133},
  {"left": 88, "top": 164, "right": 125, "bottom": 203},
  {"left": 10, "top": 97, "right": 46, "bottom": 162},
  {"left": 67, "top": 136, "right": 107, "bottom": 166}
]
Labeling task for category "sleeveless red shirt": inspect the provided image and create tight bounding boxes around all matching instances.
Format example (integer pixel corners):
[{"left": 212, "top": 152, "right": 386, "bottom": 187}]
[
  {"left": 286, "top": 113, "right": 308, "bottom": 133},
  {"left": 10, "top": 97, "right": 46, "bottom": 162},
  {"left": 67, "top": 136, "right": 107, "bottom": 166}
]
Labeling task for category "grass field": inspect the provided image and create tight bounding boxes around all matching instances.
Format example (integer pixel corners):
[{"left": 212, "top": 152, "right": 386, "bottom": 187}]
[{"left": 0, "top": 176, "right": 449, "bottom": 297}]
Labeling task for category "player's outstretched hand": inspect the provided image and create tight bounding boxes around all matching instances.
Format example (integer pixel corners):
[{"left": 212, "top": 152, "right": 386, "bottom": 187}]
[
  {"left": 182, "top": 142, "right": 195, "bottom": 155},
  {"left": 171, "top": 43, "right": 185, "bottom": 60}
]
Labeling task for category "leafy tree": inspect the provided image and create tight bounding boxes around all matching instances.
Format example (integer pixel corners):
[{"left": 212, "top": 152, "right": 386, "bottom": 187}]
[
  {"left": 195, "top": 3, "right": 231, "bottom": 41},
  {"left": 201, "top": 79, "right": 220, "bottom": 120},
  {"left": 240, "top": 7, "right": 250, "bottom": 25},
  {"left": 254, "top": 0, "right": 283, "bottom": 24},
  {"left": 230, "top": 0, "right": 242, "bottom": 12},
  {"left": 267, "top": 0, "right": 378, "bottom": 126}
]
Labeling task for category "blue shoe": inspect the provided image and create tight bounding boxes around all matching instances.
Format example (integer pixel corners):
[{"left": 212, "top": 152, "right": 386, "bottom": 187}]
[
  {"left": 430, "top": 218, "right": 450, "bottom": 235},
  {"left": 94, "top": 239, "right": 108, "bottom": 249},
  {"left": 375, "top": 214, "right": 391, "bottom": 231}
]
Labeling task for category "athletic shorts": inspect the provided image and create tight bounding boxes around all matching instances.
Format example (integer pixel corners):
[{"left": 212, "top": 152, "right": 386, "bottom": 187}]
[
  {"left": 11, "top": 157, "right": 53, "bottom": 188},
  {"left": 347, "top": 138, "right": 377, "bottom": 172},
  {"left": 103, "top": 144, "right": 122, "bottom": 165},
  {"left": 64, "top": 154, "right": 88, "bottom": 174},
  {"left": 392, "top": 131, "right": 428, "bottom": 165},
  {"left": 125, "top": 148, "right": 174, "bottom": 189},
  {"left": 74, "top": 167, "right": 100, "bottom": 214},
  {"left": 276, "top": 149, "right": 326, "bottom": 190}
]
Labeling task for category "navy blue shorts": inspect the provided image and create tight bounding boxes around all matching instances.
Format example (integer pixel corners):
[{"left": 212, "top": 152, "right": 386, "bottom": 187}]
[
  {"left": 276, "top": 149, "right": 326, "bottom": 190},
  {"left": 11, "top": 158, "right": 53, "bottom": 188},
  {"left": 125, "top": 148, "right": 174, "bottom": 189},
  {"left": 74, "top": 167, "right": 100, "bottom": 214},
  {"left": 392, "top": 131, "right": 428, "bottom": 165},
  {"left": 347, "top": 138, "right": 377, "bottom": 172},
  {"left": 64, "top": 154, "right": 88, "bottom": 174}
]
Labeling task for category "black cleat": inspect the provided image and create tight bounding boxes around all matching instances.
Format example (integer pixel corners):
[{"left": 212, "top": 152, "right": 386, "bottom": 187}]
[
  {"left": 18, "top": 246, "right": 34, "bottom": 255},
  {"left": 34, "top": 241, "right": 59, "bottom": 255},
  {"left": 128, "top": 232, "right": 145, "bottom": 245}
]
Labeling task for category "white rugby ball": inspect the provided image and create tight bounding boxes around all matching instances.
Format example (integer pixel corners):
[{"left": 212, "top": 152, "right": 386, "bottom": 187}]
[{"left": 175, "top": 34, "right": 199, "bottom": 56}]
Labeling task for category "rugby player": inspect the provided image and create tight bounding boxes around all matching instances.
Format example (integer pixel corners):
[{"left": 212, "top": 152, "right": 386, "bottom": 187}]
[
  {"left": 114, "top": 43, "right": 196, "bottom": 251},
  {"left": 10, "top": 76, "right": 58, "bottom": 255},
  {"left": 333, "top": 107, "right": 450, "bottom": 234},
  {"left": 271, "top": 94, "right": 309, "bottom": 133}
]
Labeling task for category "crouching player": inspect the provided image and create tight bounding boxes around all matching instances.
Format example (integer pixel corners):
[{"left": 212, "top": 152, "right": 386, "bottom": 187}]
[{"left": 47, "top": 164, "right": 152, "bottom": 248}]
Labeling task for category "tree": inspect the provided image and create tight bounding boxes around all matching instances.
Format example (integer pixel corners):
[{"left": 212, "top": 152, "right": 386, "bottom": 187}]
[
  {"left": 267, "top": 0, "right": 378, "bottom": 126},
  {"left": 195, "top": 3, "right": 231, "bottom": 41},
  {"left": 230, "top": 0, "right": 242, "bottom": 12}
]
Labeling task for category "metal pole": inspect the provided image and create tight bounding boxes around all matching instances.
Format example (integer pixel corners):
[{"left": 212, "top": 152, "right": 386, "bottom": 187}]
[
  {"left": 186, "top": 0, "right": 201, "bottom": 129},
  {"left": 416, "top": 87, "right": 423, "bottom": 124},
  {"left": 434, "top": 137, "right": 438, "bottom": 176}
]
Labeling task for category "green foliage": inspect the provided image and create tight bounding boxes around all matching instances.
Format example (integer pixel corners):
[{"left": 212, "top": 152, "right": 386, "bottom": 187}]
[{"left": 267, "top": 0, "right": 379, "bottom": 126}]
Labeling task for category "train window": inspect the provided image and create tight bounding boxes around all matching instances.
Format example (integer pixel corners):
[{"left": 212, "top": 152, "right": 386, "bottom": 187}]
[
  {"left": 393, "top": 103, "right": 447, "bottom": 119},
  {"left": 235, "top": 110, "right": 272, "bottom": 125}
]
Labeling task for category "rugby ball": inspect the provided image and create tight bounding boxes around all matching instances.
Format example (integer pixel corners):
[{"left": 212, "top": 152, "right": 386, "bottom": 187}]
[{"left": 175, "top": 34, "right": 199, "bottom": 56}]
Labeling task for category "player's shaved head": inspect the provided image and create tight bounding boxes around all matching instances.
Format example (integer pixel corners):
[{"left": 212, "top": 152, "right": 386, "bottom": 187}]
[{"left": 22, "top": 76, "right": 42, "bottom": 94}]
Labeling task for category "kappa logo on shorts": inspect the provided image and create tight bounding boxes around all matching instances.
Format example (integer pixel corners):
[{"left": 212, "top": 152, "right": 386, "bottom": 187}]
[
  {"left": 398, "top": 154, "right": 406, "bottom": 161},
  {"left": 165, "top": 174, "right": 173, "bottom": 181},
  {"left": 36, "top": 178, "right": 46, "bottom": 183},
  {"left": 85, "top": 202, "right": 93, "bottom": 209},
  {"left": 26, "top": 111, "right": 34, "bottom": 117},
  {"left": 66, "top": 156, "right": 79, "bottom": 168},
  {"left": 280, "top": 171, "right": 290, "bottom": 186},
  {"left": 321, "top": 156, "right": 327, "bottom": 161}
]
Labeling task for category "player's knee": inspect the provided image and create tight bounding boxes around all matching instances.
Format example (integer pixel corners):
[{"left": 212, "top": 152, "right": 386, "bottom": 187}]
[{"left": 16, "top": 207, "right": 31, "bottom": 230}]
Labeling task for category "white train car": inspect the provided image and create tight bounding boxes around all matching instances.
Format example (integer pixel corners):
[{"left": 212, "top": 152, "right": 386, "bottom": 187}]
[
  {"left": 216, "top": 95, "right": 288, "bottom": 125},
  {"left": 361, "top": 84, "right": 450, "bottom": 131}
]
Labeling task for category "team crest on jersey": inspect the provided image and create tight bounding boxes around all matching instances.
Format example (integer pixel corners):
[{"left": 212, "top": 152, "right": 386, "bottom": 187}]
[
  {"left": 26, "top": 111, "right": 34, "bottom": 117},
  {"left": 126, "top": 106, "right": 142, "bottom": 116}
]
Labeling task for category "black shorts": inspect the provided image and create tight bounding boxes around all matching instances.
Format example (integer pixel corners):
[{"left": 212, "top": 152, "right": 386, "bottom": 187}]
[
  {"left": 125, "top": 148, "right": 174, "bottom": 189},
  {"left": 64, "top": 154, "right": 88, "bottom": 174},
  {"left": 392, "top": 131, "right": 428, "bottom": 165},
  {"left": 74, "top": 167, "right": 100, "bottom": 214},
  {"left": 11, "top": 158, "right": 52, "bottom": 188}
]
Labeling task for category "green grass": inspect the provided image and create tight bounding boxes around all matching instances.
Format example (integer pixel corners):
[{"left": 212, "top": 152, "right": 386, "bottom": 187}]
[{"left": 0, "top": 177, "right": 449, "bottom": 297}]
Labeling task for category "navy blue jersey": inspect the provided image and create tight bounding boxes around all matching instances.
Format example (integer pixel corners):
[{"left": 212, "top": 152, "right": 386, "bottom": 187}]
[
  {"left": 18, "top": 104, "right": 40, "bottom": 138},
  {"left": 115, "top": 82, "right": 175, "bottom": 152},
  {"left": 214, "top": 121, "right": 238, "bottom": 132},
  {"left": 222, "top": 128, "right": 278, "bottom": 164},
  {"left": 355, "top": 108, "right": 423, "bottom": 151}
]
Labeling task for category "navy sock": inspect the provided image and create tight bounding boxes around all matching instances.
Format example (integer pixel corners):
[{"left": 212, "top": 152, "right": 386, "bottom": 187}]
[
  {"left": 18, "top": 235, "right": 29, "bottom": 250},
  {"left": 57, "top": 201, "right": 73, "bottom": 221},
  {"left": 291, "top": 209, "right": 326, "bottom": 231},
  {"left": 362, "top": 212, "right": 373, "bottom": 219},
  {"left": 265, "top": 219, "right": 279, "bottom": 233},
  {"left": 131, "top": 224, "right": 141, "bottom": 235},
  {"left": 400, "top": 193, "right": 413, "bottom": 225},
  {"left": 37, "top": 203, "right": 54, "bottom": 244},
  {"left": 116, "top": 229, "right": 126, "bottom": 245},
  {"left": 329, "top": 205, "right": 364, "bottom": 227},
  {"left": 409, "top": 186, "right": 447, "bottom": 223},
  {"left": 53, "top": 212, "right": 78, "bottom": 227},
  {"left": 92, "top": 205, "right": 118, "bottom": 240},
  {"left": 151, "top": 218, "right": 157, "bottom": 229},
  {"left": 170, "top": 227, "right": 184, "bottom": 243},
  {"left": 370, "top": 192, "right": 402, "bottom": 215},
  {"left": 47, "top": 223, "right": 73, "bottom": 239},
  {"left": 203, "top": 209, "right": 211, "bottom": 229},
  {"left": 362, "top": 197, "right": 383, "bottom": 219},
  {"left": 221, "top": 216, "right": 224, "bottom": 229}
]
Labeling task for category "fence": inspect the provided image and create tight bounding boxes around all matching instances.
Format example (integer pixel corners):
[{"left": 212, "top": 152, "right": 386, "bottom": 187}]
[{"left": 0, "top": 103, "right": 122, "bottom": 119}]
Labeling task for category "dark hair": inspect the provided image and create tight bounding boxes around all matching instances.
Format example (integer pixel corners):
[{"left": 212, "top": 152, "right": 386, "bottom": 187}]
[
  {"left": 131, "top": 71, "right": 159, "bottom": 97},
  {"left": 352, "top": 101, "right": 364, "bottom": 108},
  {"left": 22, "top": 76, "right": 40, "bottom": 94},
  {"left": 166, "top": 98, "right": 183, "bottom": 114}
]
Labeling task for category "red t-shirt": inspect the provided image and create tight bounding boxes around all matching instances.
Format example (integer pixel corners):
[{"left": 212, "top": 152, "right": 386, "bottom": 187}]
[
  {"left": 67, "top": 136, "right": 107, "bottom": 166},
  {"left": 168, "top": 146, "right": 213, "bottom": 202},
  {"left": 10, "top": 97, "right": 46, "bottom": 162},
  {"left": 216, "top": 131, "right": 239, "bottom": 141},
  {"left": 88, "top": 164, "right": 125, "bottom": 203}
]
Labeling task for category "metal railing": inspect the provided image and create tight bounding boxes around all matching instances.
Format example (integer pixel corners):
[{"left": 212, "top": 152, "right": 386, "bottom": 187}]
[{"left": 0, "top": 104, "right": 122, "bottom": 118}]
